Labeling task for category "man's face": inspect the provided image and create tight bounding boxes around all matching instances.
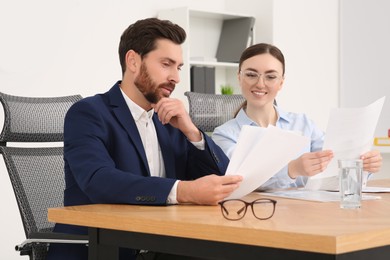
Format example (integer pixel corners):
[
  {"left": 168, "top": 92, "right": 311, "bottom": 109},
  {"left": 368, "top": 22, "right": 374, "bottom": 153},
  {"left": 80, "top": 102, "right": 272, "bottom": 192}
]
[{"left": 134, "top": 39, "right": 183, "bottom": 104}]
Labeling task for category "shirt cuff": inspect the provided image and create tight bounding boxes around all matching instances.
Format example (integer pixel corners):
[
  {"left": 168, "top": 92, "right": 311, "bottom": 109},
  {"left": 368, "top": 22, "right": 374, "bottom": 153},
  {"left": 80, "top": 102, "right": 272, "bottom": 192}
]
[
  {"left": 362, "top": 172, "right": 371, "bottom": 187},
  {"left": 283, "top": 165, "right": 296, "bottom": 183},
  {"left": 167, "top": 180, "right": 179, "bottom": 204},
  {"left": 189, "top": 132, "right": 205, "bottom": 150}
]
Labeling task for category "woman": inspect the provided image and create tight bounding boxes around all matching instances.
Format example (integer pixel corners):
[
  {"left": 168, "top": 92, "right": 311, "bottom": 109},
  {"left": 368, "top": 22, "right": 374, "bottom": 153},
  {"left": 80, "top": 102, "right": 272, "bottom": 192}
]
[{"left": 212, "top": 43, "right": 382, "bottom": 190}]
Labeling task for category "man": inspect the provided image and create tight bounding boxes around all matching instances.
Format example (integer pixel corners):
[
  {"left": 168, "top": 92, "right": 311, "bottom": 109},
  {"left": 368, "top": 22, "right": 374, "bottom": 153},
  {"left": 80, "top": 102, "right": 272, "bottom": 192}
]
[{"left": 47, "top": 18, "right": 242, "bottom": 260}]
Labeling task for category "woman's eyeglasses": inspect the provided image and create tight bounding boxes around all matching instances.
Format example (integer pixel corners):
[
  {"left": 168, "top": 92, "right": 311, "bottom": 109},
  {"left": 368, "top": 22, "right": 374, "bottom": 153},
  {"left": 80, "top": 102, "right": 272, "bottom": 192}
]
[
  {"left": 240, "top": 70, "right": 282, "bottom": 87},
  {"left": 219, "top": 198, "right": 277, "bottom": 221}
]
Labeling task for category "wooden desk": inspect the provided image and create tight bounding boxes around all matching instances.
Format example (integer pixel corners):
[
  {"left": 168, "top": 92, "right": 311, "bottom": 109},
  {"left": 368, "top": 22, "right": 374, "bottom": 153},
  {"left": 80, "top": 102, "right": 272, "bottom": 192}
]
[{"left": 48, "top": 180, "right": 390, "bottom": 259}]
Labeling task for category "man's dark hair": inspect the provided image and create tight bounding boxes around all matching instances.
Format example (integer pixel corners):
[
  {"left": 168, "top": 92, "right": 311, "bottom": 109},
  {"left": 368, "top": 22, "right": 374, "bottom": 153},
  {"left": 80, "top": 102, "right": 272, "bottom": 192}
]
[{"left": 118, "top": 18, "right": 186, "bottom": 75}]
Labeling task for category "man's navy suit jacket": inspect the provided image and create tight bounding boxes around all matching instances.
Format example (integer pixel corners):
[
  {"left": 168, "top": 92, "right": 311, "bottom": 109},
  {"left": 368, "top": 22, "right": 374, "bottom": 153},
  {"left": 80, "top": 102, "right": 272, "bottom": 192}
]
[{"left": 49, "top": 82, "right": 229, "bottom": 259}]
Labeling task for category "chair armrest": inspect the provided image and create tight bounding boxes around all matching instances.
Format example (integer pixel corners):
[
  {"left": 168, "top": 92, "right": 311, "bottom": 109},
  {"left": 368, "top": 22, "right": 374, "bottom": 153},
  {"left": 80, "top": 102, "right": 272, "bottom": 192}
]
[{"left": 15, "top": 232, "right": 88, "bottom": 252}]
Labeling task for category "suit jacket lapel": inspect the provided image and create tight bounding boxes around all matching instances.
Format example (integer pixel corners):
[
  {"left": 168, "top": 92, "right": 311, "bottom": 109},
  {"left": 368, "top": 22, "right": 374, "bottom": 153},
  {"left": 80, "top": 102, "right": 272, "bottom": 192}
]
[
  {"left": 153, "top": 115, "right": 176, "bottom": 178},
  {"left": 107, "top": 83, "right": 150, "bottom": 176}
]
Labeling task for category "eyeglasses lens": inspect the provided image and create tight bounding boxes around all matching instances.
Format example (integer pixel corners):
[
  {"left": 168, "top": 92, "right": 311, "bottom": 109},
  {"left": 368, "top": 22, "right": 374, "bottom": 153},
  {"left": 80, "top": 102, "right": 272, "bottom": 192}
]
[
  {"left": 252, "top": 200, "right": 275, "bottom": 220},
  {"left": 221, "top": 200, "right": 247, "bottom": 220},
  {"left": 242, "top": 71, "right": 279, "bottom": 86}
]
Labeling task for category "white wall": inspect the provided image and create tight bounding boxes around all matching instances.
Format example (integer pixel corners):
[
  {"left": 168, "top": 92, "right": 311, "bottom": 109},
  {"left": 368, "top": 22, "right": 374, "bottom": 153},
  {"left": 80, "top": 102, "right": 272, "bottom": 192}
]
[
  {"left": 272, "top": 0, "right": 339, "bottom": 131},
  {"left": 340, "top": 0, "right": 390, "bottom": 138},
  {"left": 339, "top": 0, "right": 390, "bottom": 180},
  {"left": 0, "top": 0, "right": 229, "bottom": 98}
]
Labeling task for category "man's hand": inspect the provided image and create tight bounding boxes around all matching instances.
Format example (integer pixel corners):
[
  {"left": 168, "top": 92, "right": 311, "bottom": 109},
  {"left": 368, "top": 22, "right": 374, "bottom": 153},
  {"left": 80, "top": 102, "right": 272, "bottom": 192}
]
[
  {"left": 177, "top": 175, "right": 243, "bottom": 205},
  {"left": 152, "top": 98, "right": 201, "bottom": 142},
  {"left": 288, "top": 150, "right": 334, "bottom": 179}
]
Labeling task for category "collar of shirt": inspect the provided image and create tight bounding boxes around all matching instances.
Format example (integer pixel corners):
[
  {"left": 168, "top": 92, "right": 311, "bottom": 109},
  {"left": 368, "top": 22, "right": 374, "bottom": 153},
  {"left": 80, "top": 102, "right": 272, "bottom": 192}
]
[
  {"left": 235, "top": 105, "right": 292, "bottom": 128},
  {"left": 120, "top": 88, "right": 154, "bottom": 123}
]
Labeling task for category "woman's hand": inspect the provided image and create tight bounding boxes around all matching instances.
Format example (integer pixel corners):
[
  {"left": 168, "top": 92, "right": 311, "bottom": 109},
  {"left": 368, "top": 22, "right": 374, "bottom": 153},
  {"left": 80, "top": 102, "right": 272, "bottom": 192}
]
[
  {"left": 361, "top": 150, "right": 382, "bottom": 173},
  {"left": 288, "top": 150, "right": 334, "bottom": 179}
]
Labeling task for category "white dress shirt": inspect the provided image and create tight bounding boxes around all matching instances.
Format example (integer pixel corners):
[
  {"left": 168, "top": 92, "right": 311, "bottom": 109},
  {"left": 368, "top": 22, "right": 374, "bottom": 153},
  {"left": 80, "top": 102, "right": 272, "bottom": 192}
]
[
  {"left": 212, "top": 106, "right": 325, "bottom": 190},
  {"left": 120, "top": 89, "right": 205, "bottom": 203}
]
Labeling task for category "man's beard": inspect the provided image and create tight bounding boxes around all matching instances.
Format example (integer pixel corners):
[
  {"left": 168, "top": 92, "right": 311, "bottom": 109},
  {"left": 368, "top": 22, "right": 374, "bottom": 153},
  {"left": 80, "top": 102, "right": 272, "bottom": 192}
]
[{"left": 134, "top": 63, "right": 175, "bottom": 104}]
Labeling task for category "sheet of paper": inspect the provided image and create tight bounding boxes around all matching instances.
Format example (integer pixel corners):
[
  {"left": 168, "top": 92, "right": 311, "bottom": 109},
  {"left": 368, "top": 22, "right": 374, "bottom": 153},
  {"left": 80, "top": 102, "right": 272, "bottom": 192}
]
[
  {"left": 305, "top": 97, "right": 386, "bottom": 190},
  {"left": 363, "top": 186, "right": 390, "bottom": 193},
  {"left": 260, "top": 190, "right": 381, "bottom": 202},
  {"left": 225, "top": 125, "right": 309, "bottom": 199}
]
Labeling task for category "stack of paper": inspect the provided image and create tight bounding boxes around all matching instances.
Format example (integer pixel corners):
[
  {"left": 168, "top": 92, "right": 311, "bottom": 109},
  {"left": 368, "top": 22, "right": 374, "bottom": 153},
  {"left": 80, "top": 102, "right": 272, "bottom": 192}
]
[
  {"left": 225, "top": 125, "right": 309, "bottom": 199},
  {"left": 261, "top": 189, "right": 381, "bottom": 202}
]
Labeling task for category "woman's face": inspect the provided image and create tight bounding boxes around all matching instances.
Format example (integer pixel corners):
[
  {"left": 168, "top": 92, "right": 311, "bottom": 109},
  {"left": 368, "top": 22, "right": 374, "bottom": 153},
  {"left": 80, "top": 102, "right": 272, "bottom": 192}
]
[{"left": 239, "top": 53, "right": 284, "bottom": 108}]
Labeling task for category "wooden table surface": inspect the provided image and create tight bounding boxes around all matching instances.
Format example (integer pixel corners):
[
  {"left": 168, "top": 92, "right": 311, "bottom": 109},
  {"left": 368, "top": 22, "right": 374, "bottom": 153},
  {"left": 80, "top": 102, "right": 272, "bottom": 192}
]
[{"left": 48, "top": 179, "right": 390, "bottom": 255}]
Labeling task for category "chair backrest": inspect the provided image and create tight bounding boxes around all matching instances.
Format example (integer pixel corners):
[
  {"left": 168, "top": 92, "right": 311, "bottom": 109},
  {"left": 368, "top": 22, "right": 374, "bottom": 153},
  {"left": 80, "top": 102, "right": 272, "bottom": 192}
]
[
  {"left": 184, "top": 91, "right": 245, "bottom": 133},
  {"left": 0, "top": 93, "right": 81, "bottom": 144},
  {"left": 0, "top": 92, "right": 82, "bottom": 259},
  {"left": 1, "top": 146, "right": 66, "bottom": 235}
]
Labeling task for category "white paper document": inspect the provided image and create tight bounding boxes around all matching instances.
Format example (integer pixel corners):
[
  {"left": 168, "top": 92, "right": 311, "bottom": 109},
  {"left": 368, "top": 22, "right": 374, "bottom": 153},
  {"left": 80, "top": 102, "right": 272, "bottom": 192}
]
[
  {"left": 225, "top": 125, "right": 310, "bottom": 199},
  {"left": 305, "top": 96, "right": 386, "bottom": 190},
  {"left": 260, "top": 189, "right": 381, "bottom": 202},
  {"left": 362, "top": 186, "right": 390, "bottom": 193}
]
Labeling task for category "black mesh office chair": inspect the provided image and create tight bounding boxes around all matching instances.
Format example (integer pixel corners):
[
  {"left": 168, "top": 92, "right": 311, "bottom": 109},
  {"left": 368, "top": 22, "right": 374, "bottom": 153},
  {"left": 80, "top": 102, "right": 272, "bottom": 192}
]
[
  {"left": 184, "top": 91, "right": 245, "bottom": 133},
  {"left": 0, "top": 92, "right": 88, "bottom": 260}
]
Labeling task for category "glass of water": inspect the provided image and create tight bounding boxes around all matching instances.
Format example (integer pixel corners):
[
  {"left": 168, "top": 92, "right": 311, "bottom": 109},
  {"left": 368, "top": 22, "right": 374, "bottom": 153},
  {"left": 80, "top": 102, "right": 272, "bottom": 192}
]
[{"left": 338, "top": 159, "right": 363, "bottom": 209}]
